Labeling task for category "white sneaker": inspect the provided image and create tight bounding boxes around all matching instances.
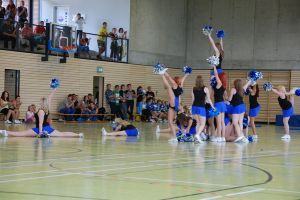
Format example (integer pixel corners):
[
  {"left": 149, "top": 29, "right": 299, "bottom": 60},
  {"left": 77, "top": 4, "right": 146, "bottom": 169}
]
[
  {"left": 234, "top": 136, "right": 244, "bottom": 143},
  {"left": 159, "top": 68, "right": 168, "bottom": 75},
  {"left": 5, "top": 120, "right": 12, "bottom": 124},
  {"left": 79, "top": 133, "right": 84, "bottom": 138},
  {"left": 194, "top": 134, "right": 204, "bottom": 144},
  {"left": 0, "top": 130, "right": 8, "bottom": 137},
  {"left": 252, "top": 135, "right": 258, "bottom": 140},
  {"left": 156, "top": 125, "right": 160, "bottom": 133},
  {"left": 168, "top": 137, "right": 178, "bottom": 143},
  {"left": 14, "top": 120, "right": 22, "bottom": 124},
  {"left": 242, "top": 137, "right": 249, "bottom": 143},
  {"left": 210, "top": 136, "right": 217, "bottom": 142},
  {"left": 200, "top": 132, "right": 208, "bottom": 141},
  {"left": 101, "top": 128, "right": 107, "bottom": 136},
  {"left": 281, "top": 134, "right": 291, "bottom": 140},
  {"left": 222, "top": 137, "right": 226, "bottom": 142}
]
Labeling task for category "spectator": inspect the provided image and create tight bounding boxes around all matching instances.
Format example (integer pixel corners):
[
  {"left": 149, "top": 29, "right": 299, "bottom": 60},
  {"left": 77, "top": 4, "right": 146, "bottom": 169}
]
[
  {"left": 2, "top": 19, "right": 16, "bottom": 49},
  {"left": 87, "top": 93, "right": 94, "bottom": 104},
  {"left": 136, "top": 86, "right": 145, "bottom": 115},
  {"left": 146, "top": 86, "right": 155, "bottom": 98},
  {"left": 17, "top": 0, "right": 27, "bottom": 28},
  {"left": 125, "top": 84, "right": 136, "bottom": 120},
  {"left": 105, "top": 84, "right": 113, "bottom": 113},
  {"left": 59, "top": 94, "right": 76, "bottom": 121},
  {"left": 25, "top": 104, "right": 36, "bottom": 123},
  {"left": 120, "top": 84, "right": 128, "bottom": 120},
  {"left": 97, "top": 22, "right": 108, "bottom": 59},
  {"left": 73, "top": 13, "right": 85, "bottom": 42},
  {"left": 33, "top": 21, "right": 46, "bottom": 47},
  {"left": 0, "top": 0, "right": 5, "bottom": 19},
  {"left": 11, "top": 95, "right": 22, "bottom": 121},
  {"left": 5, "top": 0, "right": 16, "bottom": 21},
  {"left": 112, "top": 85, "right": 121, "bottom": 117},
  {"left": 20, "top": 21, "right": 34, "bottom": 51},
  {"left": 109, "top": 27, "right": 118, "bottom": 61},
  {"left": 78, "top": 32, "right": 90, "bottom": 54},
  {"left": 117, "top": 28, "right": 126, "bottom": 61},
  {"left": 84, "top": 102, "right": 98, "bottom": 121},
  {"left": 0, "top": 91, "right": 21, "bottom": 124}
]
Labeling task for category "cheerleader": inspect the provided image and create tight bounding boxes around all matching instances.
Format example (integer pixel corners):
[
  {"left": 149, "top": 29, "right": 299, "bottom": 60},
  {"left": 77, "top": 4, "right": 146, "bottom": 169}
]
[
  {"left": 207, "top": 30, "right": 224, "bottom": 74},
  {"left": 101, "top": 118, "right": 139, "bottom": 137},
  {"left": 271, "top": 86, "right": 294, "bottom": 140},
  {"left": 228, "top": 79, "right": 252, "bottom": 142},
  {"left": 160, "top": 70, "right": 189, "bottom": 143},
  {"left": 225, "top": 113, "right": 249, "bottom": 142},
  {"left": 248, "top": 84, "right": 260, "bottom": 140},
  {"left": 212, "top": 65, "right": 227, "bottom": 142},
  {"left": 192, "top": 75, "right": 215, "bottom": 143},
  {"left": 0, "top": 89, "right": 83, "bottom": 138}
]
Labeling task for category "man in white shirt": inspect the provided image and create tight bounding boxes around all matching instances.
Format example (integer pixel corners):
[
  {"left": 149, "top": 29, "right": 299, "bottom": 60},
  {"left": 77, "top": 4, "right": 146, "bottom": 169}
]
[{"left": 74, "top": 13, "right": 85, "bottom": 43}]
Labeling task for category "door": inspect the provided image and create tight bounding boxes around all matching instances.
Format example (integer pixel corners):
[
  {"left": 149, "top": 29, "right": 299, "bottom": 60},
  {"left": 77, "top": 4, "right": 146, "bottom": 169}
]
[
  {"left": 4, "top": 69, "right": 20, "bottom": 100},
  {"left": 93, "top": 76, "right": 104, "bottom": 107}
]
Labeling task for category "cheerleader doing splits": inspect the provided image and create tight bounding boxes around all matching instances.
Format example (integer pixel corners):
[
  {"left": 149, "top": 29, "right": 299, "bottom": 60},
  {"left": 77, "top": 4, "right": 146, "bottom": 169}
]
[
  {"left": 0, "top": 89, "right": 83, "bottom": 138},
  {"left": 101, "top": 118, "right": 139, "bottom": 137},
  {"left": 160, "top": 69, "right": 189, "bottom": 143}
]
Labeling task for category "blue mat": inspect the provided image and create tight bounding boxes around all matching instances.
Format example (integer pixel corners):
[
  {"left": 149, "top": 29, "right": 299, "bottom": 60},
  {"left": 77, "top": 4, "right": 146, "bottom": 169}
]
[{"left": 276, "top": 115, "right": 300, "bottom": 127}]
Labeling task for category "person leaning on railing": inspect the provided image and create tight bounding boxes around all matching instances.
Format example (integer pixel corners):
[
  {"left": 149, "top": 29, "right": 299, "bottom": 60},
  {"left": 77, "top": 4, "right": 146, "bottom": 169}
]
[
  {"left": 2, "top": 19, "right": 16, "bottom": 49},
  {"left": 97, "top": 21, "right": 108, "bottom": 59}
]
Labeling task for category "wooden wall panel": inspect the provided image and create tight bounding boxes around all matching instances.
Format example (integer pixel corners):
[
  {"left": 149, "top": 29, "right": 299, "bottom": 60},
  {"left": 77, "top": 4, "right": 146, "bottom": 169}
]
[{"left": 291, "top": 71, "right": 300, "bottom": 114}]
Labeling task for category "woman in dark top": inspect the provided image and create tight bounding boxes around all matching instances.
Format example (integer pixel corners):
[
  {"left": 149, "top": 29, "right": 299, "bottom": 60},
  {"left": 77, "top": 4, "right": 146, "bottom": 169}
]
[
  {"left": 191, "top": 75, "right": 214, "bottom": 143},
  {"left": 160, "top": 69, "right": 189, "bottom": 143},
  {"left": 248, "top": 84, "right": 260, "bottom": 140},
  {"left": 0, "top": 89, "right": 83, "bottom": 138},
  {"left": 212, "top": 65, "right": 227, "bottom": 142},
  {"left": 228, "top": 79, "right": 252, "bottom": 142},
  {"left": 271, "top": 86, "right": 295, "bottom": 140},
  {"left": 101, "top": 118, "right": 139, "bottom": 137},
  {"left": 207, "top": 30, "right": 224, "bottom": 74}
]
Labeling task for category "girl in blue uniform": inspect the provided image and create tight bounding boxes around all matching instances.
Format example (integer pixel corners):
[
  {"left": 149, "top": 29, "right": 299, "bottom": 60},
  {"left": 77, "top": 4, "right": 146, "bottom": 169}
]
[
  {"left": 271, "top": 86, "right": 295, "bottom": 140},
  {"left": 212, "top": 65, "right": 227, "bottom": 142},
  {"left": 248, "top": 84, "right": 260, "bottom": 140},
  {"left": 192, "top": 75, "right": 214, "bottom": 143},
  {"left": 0, "top": 89, "right": 84, "bottom": 138},
  {"left": 228, "top": 79, "right": 252, "bottom": 142},
  {"left": 160, "top": 69, "right": 189, "bottom": 143},
  {"left": 101, "top": 118, "right": 139, "bottom": 137}
]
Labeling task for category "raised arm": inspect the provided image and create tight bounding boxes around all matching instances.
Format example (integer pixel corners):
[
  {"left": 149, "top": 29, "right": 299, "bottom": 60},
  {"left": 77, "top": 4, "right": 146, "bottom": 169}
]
[
  {"left": 191, "top": 90, "right": 195, "bottom": 104},
  {"left": 204, "top": 87, "right": 215, "bottom": 109},
  {"left": 180, "top": 74, "right": 188, "bottom": 87},
  {"left": 164, "top": 72, "right": 177, "bottom": 88},
  {"left": 47, "top": 89, "right": 56, "bottom": 111},
  {"left": 208, "top": 33, "right": 220, "bottom": 57},
  {"left": 243, "top": 80, "right": 252, "bottom": 92},
  {"left": 219, "top": 38, "right": 224, "bottom": 51},
  {"left": 213, "top": 66, "right": 222, "bottom": 89}
]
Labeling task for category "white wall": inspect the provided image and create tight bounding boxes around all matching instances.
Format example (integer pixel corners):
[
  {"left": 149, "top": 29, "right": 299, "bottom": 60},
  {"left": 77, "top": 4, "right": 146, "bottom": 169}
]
[{"left": 40, "top": 0, "right": 54, "bottom": 23}]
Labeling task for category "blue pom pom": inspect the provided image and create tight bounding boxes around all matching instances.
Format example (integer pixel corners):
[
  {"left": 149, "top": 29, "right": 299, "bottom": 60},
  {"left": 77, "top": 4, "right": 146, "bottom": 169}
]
[
  {"left": 176, "top": 131, "right": 185, "bottom": 142},
  {"left": 216, "top": 30, "right": 225, "bottom": 38},
  {"left": 183, "top": 133, "right": 194, "bottom": 142},
  {"left": 295, "top": 88, "right": 300, "bottom": 96},
  {"left": 210, "top": 76, "right": 217, "bottom": 88},
  {"left": 247, "top": 135, "right": 253, "bottom": 143},
  {"left": 263, "top": 82, "right": 273, "bottom": 92},
  {"left": 202, "top": 25, "right": 213, "bottom": 35},
  {"left": 248, "top": 70, "right": 263, "bottom": 82},
  {"left": 50, "top": 78, "right": 60, "bottom": 89},
  {"left": 207, "top": 107, "right": 220, "bottom": 118},
  {"left": 182, "top": 66, "right": 192, "bottom": 74},
  {"left": 207, "top": 55, "right": 219, "bottom": 66},
  {"left": 153, "top": 62, "right": 166, "bottom": 74},
  {"left": 243, "top": 117, "right": 249, "bottom": 129}
]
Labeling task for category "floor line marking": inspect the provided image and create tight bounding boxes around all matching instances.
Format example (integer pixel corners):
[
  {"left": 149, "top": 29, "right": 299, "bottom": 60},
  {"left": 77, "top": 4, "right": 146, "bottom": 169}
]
[{"left": 198, "top": 189, "right": 265, "bottom": 200}]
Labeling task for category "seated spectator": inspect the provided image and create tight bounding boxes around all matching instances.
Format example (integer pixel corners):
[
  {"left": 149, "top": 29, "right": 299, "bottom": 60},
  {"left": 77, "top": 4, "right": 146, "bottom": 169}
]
[
  {"left": 11, "top": 95, "right": 22, "bottom": 121},
  {"left": 0, "top": 91, "right": 21, "bottom": 124},
  {"left": 83, "top": 102, "right": 98, "bottom": 121},
  {"left": 59, "top": 94, "right": 75, "bottom": 121},
  {"left": 20, "top": 21, "right": 35, "bottom": 51},
  {"left": 1, "top": 19, "right": 16, "bottom": 49},
  {"left": 146, "top": 86, "right": 155, "bottom": 98},
  {"left": 78, "top": 33, "right": 90, "bottom": 53},
  {"left": 25, "top": 104, "right": 36, "bottom": 123},
  {"left": 33, "top": 21, "right": 46, "bottom": 46}
]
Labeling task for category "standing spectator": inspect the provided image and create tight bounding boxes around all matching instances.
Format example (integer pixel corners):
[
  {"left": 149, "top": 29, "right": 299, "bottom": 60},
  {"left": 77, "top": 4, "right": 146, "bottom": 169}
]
[
  {"left": 117, "top": 28, "right": 126, "bottom": 61},
  {"left": 125, "top": 84, "right": 136, "bottom": 120},
  {"left": 109, "top": 27, "right": 118, "bottom": 61},
  {"left": 146, "top": 86, "right": 155, "bottom": 98},
  {"left": 112, "top": 85, "right": 121, "bottom": 117},
  {"left": 17, "top": 0, "right": 27, "bottom": 28},
  {"left": 97, "top": 22, "right": 108, "bottom": 59},
  {"left": 2, "top": 19, "right": 16, "bottom": 49},
  {"left": 20, "top": 21, "right": 34, "bottom": 51},
  {"left": 73, "top": 13, "right": 85, "bottom": 42},
  {"left": 5, "top": 0, "right": 16, "bottom": 21},
  {"left": 105, "top": 84, "right": 113, "bottom": 113},
  {"left": 11, "top": 95, "right": 22, "bottom": 121},
  {"left": 59, "top": 94, "right": 76, "bottom": 121},
  {"left": 0, "top": 0, "right": 5, "bottom": 19},
  {"left": 136, "top": 86, "right": 145, "bottom": 115},
  {"left": 120, "top": 84, "right": 128, "bottom": 120}
]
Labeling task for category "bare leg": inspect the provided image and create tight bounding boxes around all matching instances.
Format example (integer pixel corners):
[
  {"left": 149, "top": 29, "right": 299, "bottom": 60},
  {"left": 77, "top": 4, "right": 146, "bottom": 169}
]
[
  {"left": 216, "top": 114, "right": 222, "bottom": 138},
  {"left": 250, "top": 117, "right": 257, "bottom": 135},
  {"left": 220, "top": 113, "right": 226, "bottom": 138},
  {"left": 283, "top": 117, "right": 290, "bottom": 135},
  {"left": 195, "top": 115, "right": 206, "bottom": 136},
  {"left": 207, "top": 117, "right": 215, "bottom": 137},
  {"left": 105, "top": 131, "right": 127, "bottom": 136},
  {"left": 7, "top": 129, "right": 36, "bottom": 137},
  {"left": 168, "top": 109, "right": 176, "bottom": 138},
  {"left": 51, "top": 130, "right": 81, "bottom": 137},
  {"left": 232, "top": 114, "right": 241, "bottom": 137},
  {"left": 238, "top": 113, "right": 245, "bottom": 135},
  {"left": 6, "top": 110, "right": 15, "bottom": 121}
]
